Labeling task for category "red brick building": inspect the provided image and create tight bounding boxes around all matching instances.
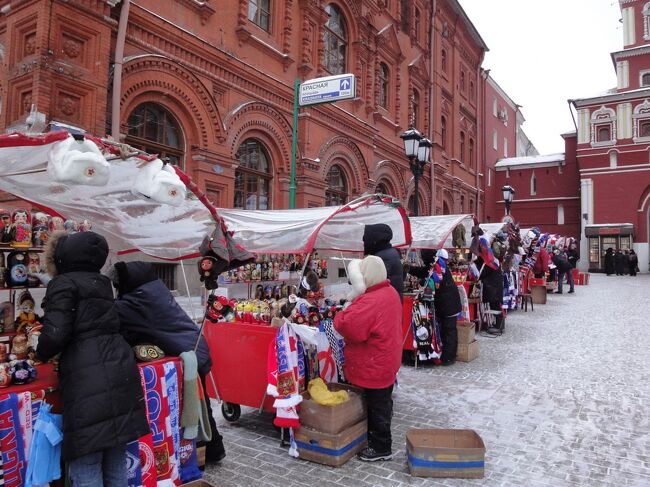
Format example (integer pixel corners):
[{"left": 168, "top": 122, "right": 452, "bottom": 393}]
[
  {"left": 570, "top": 0, "right": 650, "bottom": 272},
  {"left": 0, "top": 0, "right": 488, "bottom": 218}
]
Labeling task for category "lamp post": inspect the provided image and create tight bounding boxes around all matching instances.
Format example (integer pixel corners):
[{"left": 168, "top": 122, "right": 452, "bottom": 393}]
[
  {"left": 502, "top": 185, "right": 515, "bottom": 216},
  {"left": 401, "top": 129, "right": 431, "bottom": 216}
]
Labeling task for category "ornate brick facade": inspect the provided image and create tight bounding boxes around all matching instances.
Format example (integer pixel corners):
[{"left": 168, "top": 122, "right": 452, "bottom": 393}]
[{"left": 0, "top": 0, "right": 488, "bottom": 215}]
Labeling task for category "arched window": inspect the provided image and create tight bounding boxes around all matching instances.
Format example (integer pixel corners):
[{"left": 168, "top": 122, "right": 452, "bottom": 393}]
[
  {"left": 460, "top": 195, "right": 465, "bottom": 213},
  {"left": 414, "top": 7, "right": 421, "bottom": 41},
  {"left": 441, "top": 49, "right": 447, "bottom": 72},
  {"left": 376, "top": 182, "right": 388, "bottom": 195},
  {"left": 126, "top": 103, "right": 184, "bottom": 169},
  {"left": 460, "top": 131, "right": 465, "bottom": 162},
  {"left": 441, "top": 116, "right": 447, "bottom": 150},
  {"left": 234, "top": 139, "right": 272, "bottom": 210},
  {"left": 460, "top": 71, "right": 465, "bottom": 92},
  {"left": 469, "top": 199, "right": 475, "bottom": 214},
  {"left": 412, "top": 89, "right": 420, "bottom": 127},
  {"left": 325, "top": 164, "right": 348, "bottom": 206},
  {"left": 530, "top": 172, "right": 537, "bottom": 196},
  {"left": 470, "top": 81, "right": 475, "bottom": 102},
  {"left": 323, "top": 4, "right": 347, "bottom": 75},
  {"left": 442, "top": 200, "right": 451, "bottom": 215},
  {"left": 469, "top": 138, "right": 475, "bottom": 167},
  {"left": 642, "top": 72, "right": 650, "bottom": 86},
  {"left": 379, "top": 63, "right": 390, "bottom": 109}
]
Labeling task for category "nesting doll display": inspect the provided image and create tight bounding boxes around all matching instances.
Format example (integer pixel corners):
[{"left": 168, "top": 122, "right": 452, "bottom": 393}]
[
  {"left": 32, "top": 212, "right": 51, "bottom": 246},
  {"left": 10, "top": 209, "right": 32, "bottom": 248},
  {"left": 6, "top": 251, "right": 28, "bottom": 287},
  {"left": 0, "top": 210, "right": 12, "bottom": 244}
]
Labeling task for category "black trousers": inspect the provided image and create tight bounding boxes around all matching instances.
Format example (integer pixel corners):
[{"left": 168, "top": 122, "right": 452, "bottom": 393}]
[
  {"left": 200, "top": 373, "right": 225, "bottom": 459},
  {"left": 439, "top": 315, "right": 458, "bottom": 363},
  {"left": 364, "top": 383, "right": 394, "bottom": 453}
]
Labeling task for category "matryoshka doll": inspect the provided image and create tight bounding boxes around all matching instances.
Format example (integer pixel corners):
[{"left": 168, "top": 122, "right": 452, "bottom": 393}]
[
  {"left": 27, "top": 252, "right": 41, "bottom": 287},
  {"left": 0, "top": 364, "right": 10, "bottom": 388},
  {"left": 0, "top": 210, "right": 12, "bottom": 243},
  {"left": 32, "top": 212, "right": 50, "bottom": 247},
  {"left": 49, "top": 216, "right": 65, "bottom": 233},
  {"left": 10, "top": 209, "right": 32, "bottom": 248},
  {"left": 78, "top": 219, "right": 92, "bottom": 232},
  {"left": 64, "top": 219, "right": 79, "bottom": 233}
]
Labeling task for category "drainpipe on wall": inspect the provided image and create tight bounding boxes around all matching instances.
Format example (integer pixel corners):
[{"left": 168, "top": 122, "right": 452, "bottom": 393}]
[
  {"left": 429, "top": 0, "right": 437, "bottom": 214},
  {"left": 111, "top": 0, "right": 131, "bottom": 139},
  {"left": 475, "top": 58, "right": 483, "bottom": 220}
]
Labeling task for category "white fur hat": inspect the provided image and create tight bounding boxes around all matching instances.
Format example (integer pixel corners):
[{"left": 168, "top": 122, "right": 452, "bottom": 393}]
[{"left": 346, "top": 255, "right": 387, "bottom": 301}]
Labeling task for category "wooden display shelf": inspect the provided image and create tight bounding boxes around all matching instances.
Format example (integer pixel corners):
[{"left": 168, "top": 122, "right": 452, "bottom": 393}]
[{"left": 0, "top": 246, "right": 45, "bottom": 252}]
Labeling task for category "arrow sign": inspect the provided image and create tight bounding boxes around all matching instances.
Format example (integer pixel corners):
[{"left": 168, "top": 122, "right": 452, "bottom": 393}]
[{"left": 299, "top": 73, "right": 356, "bottom": 106}]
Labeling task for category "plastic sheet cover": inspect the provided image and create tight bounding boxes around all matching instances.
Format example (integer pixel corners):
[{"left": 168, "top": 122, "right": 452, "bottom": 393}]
[
  {"left": 0, "top": 132, "right": 214, "bottom": 260},
  {"left": 410, "top": 214, "right": 476, "bottom": 249},
  {"left": 217, "top": 198, "right": 411, "bottom": 254}
]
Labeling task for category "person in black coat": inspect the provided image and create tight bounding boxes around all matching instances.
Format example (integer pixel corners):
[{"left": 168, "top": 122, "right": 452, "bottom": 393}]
[
  {"left": 604, "top": 248, "right": 615, "bottom": 275},
  {"left": 475, "top": 255, "right": 504, "bottom": 330},
  {"left": 552, "top": 249, "right": 574, "bottom": 294},
  {"left": 363, "top": 223, "right": 403, "bottom": 301},
  {"left": 37, "top": 231, "right": 149, "bottom": 486},
  {"left": 111, "top": 260, "right": 226, "bottom": 462},
  {"left": 614, "top": 249, "right": 626, "bottom": 276},
  {"left": 629, "top": 249, "right": 639, "bottom": 276}
]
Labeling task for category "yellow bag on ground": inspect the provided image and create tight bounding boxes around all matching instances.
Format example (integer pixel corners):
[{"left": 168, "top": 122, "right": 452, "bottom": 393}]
[{"left": 307, "top": 378, "right": 349, "bottom": 406}]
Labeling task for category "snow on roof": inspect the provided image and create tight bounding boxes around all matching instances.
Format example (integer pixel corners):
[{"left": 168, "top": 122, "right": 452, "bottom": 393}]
[
  {"left": 495, "top": 153, "right": 565, "bottom": 168},
  {"left": 585, "top": 223, "right": 634, "bottom": 228}
]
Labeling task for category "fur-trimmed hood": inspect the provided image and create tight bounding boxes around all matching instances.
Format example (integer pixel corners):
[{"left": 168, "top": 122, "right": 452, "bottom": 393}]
[
  {"left": 44, "top": 230, "right": 108, "bottom": 277},
  {"left": 346, "top": 255, "right": 387, "bottom": 301}
]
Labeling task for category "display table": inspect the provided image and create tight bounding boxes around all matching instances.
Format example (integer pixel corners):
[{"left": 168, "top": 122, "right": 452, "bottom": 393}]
[{"left": 0, "top": 357, "right": 201, "bottom": 487}]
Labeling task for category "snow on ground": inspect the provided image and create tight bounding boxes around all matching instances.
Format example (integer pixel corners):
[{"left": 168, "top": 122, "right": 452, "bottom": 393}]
[{"left": 204, "top": 274, "right": 650, "bottom": 486}]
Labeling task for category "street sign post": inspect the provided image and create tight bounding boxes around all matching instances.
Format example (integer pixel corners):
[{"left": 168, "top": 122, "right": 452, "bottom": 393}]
[{"left": 289, "top": 74, "right": 356, "bottom": 208}]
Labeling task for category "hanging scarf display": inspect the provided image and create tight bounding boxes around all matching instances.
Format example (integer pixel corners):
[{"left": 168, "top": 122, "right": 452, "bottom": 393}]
[
  {"left": 178, "top": 439, "right": 201, "bottom": 484},
  {"left": 320, "top": 318, "right": 345, "bottom": 382},
  {"left": 502, "top": 271, "right": 517, "bottom": 310},
  {"left": 16, "top": 393, "right": 32, "bottom": 467},
  {"left": 163, "top": 361, "right": 182, "bottom": 486},
  {"left": 411, "top": 298, "right": 441, "bottom": 361},
  {"left": 127, "top": 365, "right": 157, "bottom": 487},
  {"left": 315, "top": 332, "right": 337, "bottom": 383},
  {"left": 457, "top": 283, "right": 470, "bottom": 321},
  {"left": 141, "top": 363, "right": 177, "bottom": 485},
  {"left": 0, "top": 393, "right": 27, "bottom": 487}
]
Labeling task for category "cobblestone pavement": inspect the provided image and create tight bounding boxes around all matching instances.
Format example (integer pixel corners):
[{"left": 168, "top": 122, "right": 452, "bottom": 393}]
[{"left": 204, "top": 274, "right": 650, "bottom": 486}]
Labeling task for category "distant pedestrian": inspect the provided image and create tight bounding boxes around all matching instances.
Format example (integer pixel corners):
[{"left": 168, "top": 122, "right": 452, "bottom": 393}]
[
  {"left": 567, "top": 243, "right": 579, "bottom": 269},
  {"left": 604, "top": 248, "right": 615, "bottom": 275},
  {"left": 628, "top": 250, "right": 639, "bottom": 276},
  {"left": 614, "top": 249, "right": 626, "bottom": 276}
]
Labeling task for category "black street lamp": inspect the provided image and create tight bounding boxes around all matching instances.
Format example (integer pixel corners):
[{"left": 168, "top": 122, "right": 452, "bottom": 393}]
[
  {"left": 401, "top": 129, "right": 431, "bottom": 216},
  {"left": 502, "top": 185, "right": 515, "bottom": 216}
]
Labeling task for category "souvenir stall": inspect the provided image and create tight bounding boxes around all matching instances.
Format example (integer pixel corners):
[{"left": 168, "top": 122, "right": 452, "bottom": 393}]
[
  {"left": 403, "top": 214, "right": 476, "bottom": 363},
  {"left": 200, "top": 196, "right": 411, "bottom": 422},
  {"left": 0, "top": 130, "right": 242, "bottom": 487}
]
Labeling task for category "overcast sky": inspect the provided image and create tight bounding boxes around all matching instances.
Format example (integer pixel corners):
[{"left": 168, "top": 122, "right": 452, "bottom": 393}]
[{"left": 461, "top": 0, "right": 623, "bottom": 155}]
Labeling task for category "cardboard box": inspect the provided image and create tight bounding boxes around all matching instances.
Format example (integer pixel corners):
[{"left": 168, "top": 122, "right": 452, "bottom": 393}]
[
  {"left": 407, "top": 428, "right": 485, "bottom": 478},
  {"left": 531, "top": 285, "right": 547, "bottom": 305},
  {"left": 299, "top": 383, "right": 366, "bottom": 435},
  {"left": 196, "top": 446, "right": 205, "bottom": 468},
  {"left": 295, "top": 419, "right": 367, "bottom": 467},
  {"left": 456, "top": 321, "right": 475, "bottom": 345},
  {"left": 456, "top": 340, "right": 479, "bottom": 362}
]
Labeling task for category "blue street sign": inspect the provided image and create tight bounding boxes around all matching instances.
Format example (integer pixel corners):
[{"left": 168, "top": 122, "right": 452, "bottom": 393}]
[{"left": 299, "top": 73, "right": 356, "bottom": 106}]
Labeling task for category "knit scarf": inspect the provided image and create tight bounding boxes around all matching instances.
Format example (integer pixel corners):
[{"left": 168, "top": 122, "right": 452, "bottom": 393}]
[
  {"left": 0, "top": 393, "right": 27, "bottom": 487},
  {"left": 163, "top": 361, "right": 181, "bottom": 485},
  {"left": 127, "top": 366, "right": 157, "bottom": 487}
]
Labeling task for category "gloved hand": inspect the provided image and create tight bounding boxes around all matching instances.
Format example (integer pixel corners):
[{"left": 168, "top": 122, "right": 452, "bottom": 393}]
[{"left": 28, "top": 272, "right": 51, "bottom": 286}]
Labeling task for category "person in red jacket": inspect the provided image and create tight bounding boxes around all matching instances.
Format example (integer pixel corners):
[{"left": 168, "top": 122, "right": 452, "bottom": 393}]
[{"left": 334, "top": 255, "right": 402, "bottom": 462}]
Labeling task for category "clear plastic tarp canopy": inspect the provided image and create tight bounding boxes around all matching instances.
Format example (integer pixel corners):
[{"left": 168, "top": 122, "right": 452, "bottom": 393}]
[
  {"left": 409, "top": 214, "right": 476, "bottom": 249},
  {"left": 0, "top": 132, "right": 215, "bottom": 260},
  {"left": 217, "top": 196, "right": 412, "bottom": 254}
]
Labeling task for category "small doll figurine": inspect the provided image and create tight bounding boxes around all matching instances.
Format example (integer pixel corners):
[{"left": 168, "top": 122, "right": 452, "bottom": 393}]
[
  {"left": 0, "top": 344, "right": 7, "bottom": 363},
  {"left": 252, "top": 263, "right": 262, "bottom": 281},
  {"left": 264, "top": 285, "right": 273, "bottom": 300},
  {"left": 10, "top": 209, "right": 32, "bottom": 248},
  {"left": 10, "top": 360, "right": 36, "bottom": 385},
  {"left": 27, "top": 252, "right": 42, "bottom": 287},
  {"left": 273, "top": 261, "right": 280, "bottom": 280},
  {"left": 32, "top": 212, "right": 51, "bottom": 247},
  {"left": 49, "top": 216, "right": 65, "bottom": 232},
  {"left": 0, "top": 209, "right": 11, "bottom": 243},
  {"left": 260, "top": 261, "right": 268, "bottom": 282},
  {"left": 7, "top": 251, "right": 28, "bottom": 287},
  {"left": 197, "top": 256, "right": 220, "bottom": 290},
  {"left": 0, "top": 302, "right": 14, "bottom": 333},
  {"left": 15, "top": 290, "right": 39, "bottom": 334},
  {"left": 272, "top": 285, "right": 281, "bottom": 301},
  {"left": 0, "top": 364, "right": 10, "bottom": 388},
  {"left": 255, "top": 284, "right": 264, "bottom": 300},
  {"left": 308, "top": 310, "right": 321, "bottom": 327},
  {"left": 64, "top": 219, "right": 79, "bottom": 233},
  {"left": 78, "top": 219, "right": 92, "bottom": 232},
  {"left": 10, "top": 333, "right": 29, "bottom": 360},
  {"left": 244, "top": 263, "right": 252, "bottom": 282},
  {"left": 321, "top": 259, "right": 328, "bottom": 279}
]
